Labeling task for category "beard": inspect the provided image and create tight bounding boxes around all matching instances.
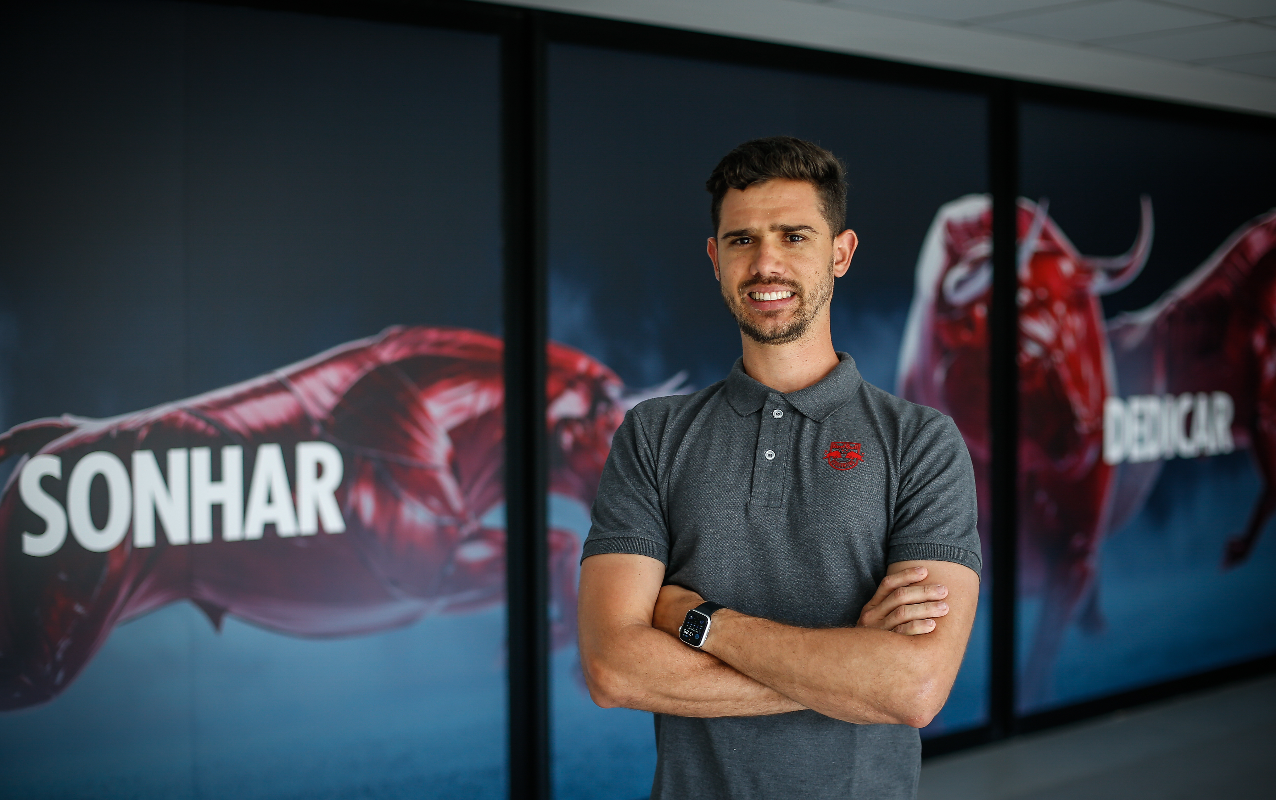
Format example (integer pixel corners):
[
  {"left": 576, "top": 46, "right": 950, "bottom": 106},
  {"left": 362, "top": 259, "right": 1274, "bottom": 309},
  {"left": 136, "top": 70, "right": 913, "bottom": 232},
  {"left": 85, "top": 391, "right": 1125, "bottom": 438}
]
[{"left": 721, "top": 259, "right": 835, "bottom": 346}]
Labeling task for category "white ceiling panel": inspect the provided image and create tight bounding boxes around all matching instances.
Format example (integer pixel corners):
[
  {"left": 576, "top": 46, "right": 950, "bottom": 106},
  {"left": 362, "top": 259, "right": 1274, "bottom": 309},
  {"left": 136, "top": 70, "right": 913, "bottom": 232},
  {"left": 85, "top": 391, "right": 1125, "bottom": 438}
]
[
  {"left": 984, "top": 0, "right": 1224, "bottom": 41},
  {"left": 1104, "top": 20, "right": 1276, "bottom": 59},
  {"left": 498, "top": 0, "right": 1276, "bottom": 116},
  {"left": 825, "top": 0, "right": 1069, "bottom": 23},
  {"left": 1162, "top": 0, "right": 1276, "bottom": 19},
  {"left": 1209, "top": 50, "right": 1276, "bottom": 75}
]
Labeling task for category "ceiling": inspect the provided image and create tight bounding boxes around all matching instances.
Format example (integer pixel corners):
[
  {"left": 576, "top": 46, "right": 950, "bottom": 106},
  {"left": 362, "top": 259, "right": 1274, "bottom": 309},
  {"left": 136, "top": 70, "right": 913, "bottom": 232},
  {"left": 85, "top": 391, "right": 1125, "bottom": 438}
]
[
  {"left": 496, "top": 0, "right": 1276, "bottom": 116},
  {"left": 814, "top": 0, "right": 1276, "bottom": 80}
]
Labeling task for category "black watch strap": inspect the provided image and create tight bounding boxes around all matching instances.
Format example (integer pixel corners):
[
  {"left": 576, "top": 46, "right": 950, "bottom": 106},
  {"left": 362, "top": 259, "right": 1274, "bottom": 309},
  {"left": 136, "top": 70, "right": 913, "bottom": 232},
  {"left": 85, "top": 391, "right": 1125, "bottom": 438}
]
[{"left": 695, "top": 601, "right": 725, "bottom": 617}]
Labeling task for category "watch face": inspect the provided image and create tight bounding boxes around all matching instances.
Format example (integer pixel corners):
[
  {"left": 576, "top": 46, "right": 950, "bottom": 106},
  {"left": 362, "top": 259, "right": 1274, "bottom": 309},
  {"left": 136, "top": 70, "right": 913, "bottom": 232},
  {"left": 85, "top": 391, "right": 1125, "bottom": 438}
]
[{"left": 679, "top": 610, "right": 709, "bottom": 647}]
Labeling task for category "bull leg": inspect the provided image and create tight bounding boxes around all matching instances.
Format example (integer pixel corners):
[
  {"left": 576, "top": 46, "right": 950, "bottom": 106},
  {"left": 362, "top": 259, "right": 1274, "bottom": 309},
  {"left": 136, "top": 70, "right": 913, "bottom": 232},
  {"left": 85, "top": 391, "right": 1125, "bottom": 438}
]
[
  {"left": 1224, "top": 373, "right": 1276, "bottom": 568},
  {"left": 1020, "top": 554, "right": 1094, "bottom": 710},
  {"left": 1223, "top": 486, "right": 1276, "bottom": 568},
  {"left": 1076, "top": 575, "right": 1106, "bottom": 635},
  {"left": 547, "top": 527, "right": 581, "bottom": 650}
]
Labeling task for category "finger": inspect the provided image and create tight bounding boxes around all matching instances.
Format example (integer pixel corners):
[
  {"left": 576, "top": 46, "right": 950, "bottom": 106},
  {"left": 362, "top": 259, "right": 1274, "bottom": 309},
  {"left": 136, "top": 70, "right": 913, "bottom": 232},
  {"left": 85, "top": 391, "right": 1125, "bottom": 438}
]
[
  {"left": 867, "top": 583, "right": 948, "bottom": 625},
  {"left": 892, "top": 618, "right": 937, "bottom": 636},
  {"left": 883, "top": 600, "right": 949, "bottom": 630},
  {"left": 865, "top": 567, "right": 928, "bottom": 609},
  {"left": 883, "top": 583, "right": 948, "bottom": 610},
  {"left": 869, "top": 568, "right": 928, "bottom": 605}
]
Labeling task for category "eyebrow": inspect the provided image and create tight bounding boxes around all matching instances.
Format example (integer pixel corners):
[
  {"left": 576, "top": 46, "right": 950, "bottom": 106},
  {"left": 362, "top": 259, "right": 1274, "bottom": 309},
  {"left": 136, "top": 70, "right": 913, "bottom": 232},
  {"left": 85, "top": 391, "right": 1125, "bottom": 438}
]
[{"left": 721, "top": 223, "right": 820, "bottom": 239}]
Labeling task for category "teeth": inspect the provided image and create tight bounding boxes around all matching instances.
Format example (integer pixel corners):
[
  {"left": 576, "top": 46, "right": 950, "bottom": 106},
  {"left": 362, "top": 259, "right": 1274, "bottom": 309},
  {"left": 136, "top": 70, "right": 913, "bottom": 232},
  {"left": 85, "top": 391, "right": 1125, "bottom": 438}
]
[{"left": 750, "top": 291, "right": 794, "bottom": 301}]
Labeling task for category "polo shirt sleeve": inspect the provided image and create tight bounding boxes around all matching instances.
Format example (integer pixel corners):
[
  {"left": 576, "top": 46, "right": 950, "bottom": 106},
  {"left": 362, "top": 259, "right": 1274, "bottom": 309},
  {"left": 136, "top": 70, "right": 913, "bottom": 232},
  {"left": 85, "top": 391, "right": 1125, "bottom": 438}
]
[
  {"left": 581, "top": 407, "right": 670, "bottom": 564},
  {"left": 888, "top": 412, "right": 983, "bottom": 576}
]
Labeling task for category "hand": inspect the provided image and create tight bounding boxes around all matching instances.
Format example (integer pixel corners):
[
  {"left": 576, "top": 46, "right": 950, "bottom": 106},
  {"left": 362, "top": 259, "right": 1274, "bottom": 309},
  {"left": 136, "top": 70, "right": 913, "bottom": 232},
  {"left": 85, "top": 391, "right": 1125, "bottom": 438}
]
[
  {"left": 652, "top": 584, "right": 705, "bottom": 639},
  {"left": 857, "top": 567, "right": 949, "bottom": 635}
]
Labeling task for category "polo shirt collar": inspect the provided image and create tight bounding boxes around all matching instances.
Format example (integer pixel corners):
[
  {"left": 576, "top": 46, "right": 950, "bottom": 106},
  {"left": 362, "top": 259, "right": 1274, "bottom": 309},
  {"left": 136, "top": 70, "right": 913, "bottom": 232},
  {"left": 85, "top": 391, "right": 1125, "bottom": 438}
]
[{"left": 724, "top": 352, "right": 863, "bottom": 422}]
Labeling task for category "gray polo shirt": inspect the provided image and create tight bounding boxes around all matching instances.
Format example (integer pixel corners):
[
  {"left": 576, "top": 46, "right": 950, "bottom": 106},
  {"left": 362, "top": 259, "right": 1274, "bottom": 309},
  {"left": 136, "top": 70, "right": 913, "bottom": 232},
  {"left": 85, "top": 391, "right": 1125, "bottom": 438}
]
[{"left": 583, "top": 353, "right": 981, "bottom": 800}]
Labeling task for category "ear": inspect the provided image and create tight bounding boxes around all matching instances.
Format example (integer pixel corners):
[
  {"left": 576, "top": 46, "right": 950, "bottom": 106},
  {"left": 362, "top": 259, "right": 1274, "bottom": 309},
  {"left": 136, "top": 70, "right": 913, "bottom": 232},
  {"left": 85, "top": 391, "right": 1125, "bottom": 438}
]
[
  {"left": 833, "top": 229, "right": 858, "bottom": 278},
  {"left": 707, "top": 236, "right": 721, "bottom": 282}
]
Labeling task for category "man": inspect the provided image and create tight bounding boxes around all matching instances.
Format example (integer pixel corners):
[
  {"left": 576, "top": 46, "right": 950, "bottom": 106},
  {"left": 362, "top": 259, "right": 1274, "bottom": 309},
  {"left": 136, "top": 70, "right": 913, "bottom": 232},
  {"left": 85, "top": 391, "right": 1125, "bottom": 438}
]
[{"left": 577, "top": 136, "right": 981, "bottom": 799}]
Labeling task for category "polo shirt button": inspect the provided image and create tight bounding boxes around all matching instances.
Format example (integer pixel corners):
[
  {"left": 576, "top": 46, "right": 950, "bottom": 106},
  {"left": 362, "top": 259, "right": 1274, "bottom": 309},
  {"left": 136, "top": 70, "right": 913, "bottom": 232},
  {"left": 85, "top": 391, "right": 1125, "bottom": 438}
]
[
  {"left": 772, "top": 409, "right": 783, "bottom": 418},
  {"left": 765, "top": 449, "right": 775, "bottom": 460}
]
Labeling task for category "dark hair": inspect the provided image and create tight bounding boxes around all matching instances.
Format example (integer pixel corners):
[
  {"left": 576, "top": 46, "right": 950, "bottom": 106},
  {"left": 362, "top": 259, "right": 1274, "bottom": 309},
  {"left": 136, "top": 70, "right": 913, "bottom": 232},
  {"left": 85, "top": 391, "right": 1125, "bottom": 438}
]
[{"left": 705, "top": 136, "right": 847, "bottom": 235}]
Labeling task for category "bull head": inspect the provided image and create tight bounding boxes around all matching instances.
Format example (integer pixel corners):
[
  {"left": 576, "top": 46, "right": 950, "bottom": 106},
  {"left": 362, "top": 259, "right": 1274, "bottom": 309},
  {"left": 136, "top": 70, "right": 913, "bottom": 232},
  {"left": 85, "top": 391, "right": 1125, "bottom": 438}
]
[
  {"left": 1015, "top": 197, "right": 1155, "bottom": 479},
  {"left": 899, "top": 194, "right": 1156, "bottom": 470}
]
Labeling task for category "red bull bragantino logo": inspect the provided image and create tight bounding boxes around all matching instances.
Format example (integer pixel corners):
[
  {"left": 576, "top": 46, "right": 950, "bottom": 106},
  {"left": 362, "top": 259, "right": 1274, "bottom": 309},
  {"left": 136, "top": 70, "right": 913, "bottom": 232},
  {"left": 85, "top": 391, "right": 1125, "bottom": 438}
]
[{"left": 823, "top": 442, "right": 864, "bottom": 471}]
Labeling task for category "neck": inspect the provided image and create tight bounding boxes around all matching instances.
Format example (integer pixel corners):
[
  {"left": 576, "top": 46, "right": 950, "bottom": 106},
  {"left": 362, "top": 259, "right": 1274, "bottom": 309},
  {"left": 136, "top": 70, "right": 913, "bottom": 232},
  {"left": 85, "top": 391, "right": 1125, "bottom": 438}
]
[{"left": 739, "top": 319, "right": 841, "bottom": 394}]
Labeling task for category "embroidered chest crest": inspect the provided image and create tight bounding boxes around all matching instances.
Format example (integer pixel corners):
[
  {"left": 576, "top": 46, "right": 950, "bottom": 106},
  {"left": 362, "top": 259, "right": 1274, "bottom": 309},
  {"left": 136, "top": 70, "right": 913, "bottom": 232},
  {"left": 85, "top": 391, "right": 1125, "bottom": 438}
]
[{"left": 822, "top": 441, "right": 864, "bottom": 471}]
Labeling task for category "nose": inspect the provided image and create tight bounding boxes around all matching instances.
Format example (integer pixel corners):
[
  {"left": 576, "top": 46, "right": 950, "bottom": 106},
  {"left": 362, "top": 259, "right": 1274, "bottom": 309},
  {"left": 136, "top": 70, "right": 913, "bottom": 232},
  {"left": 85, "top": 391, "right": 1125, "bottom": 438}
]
[{"left": 750, "top": 237, "right": 785, "bottom": 278}]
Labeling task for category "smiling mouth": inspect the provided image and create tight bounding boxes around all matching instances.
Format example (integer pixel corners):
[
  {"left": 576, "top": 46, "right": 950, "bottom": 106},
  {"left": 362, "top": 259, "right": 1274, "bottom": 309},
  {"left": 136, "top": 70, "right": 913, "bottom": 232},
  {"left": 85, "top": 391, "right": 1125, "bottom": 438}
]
[{"left": 748, "top": 291, "right": 795, "bottom": 301}]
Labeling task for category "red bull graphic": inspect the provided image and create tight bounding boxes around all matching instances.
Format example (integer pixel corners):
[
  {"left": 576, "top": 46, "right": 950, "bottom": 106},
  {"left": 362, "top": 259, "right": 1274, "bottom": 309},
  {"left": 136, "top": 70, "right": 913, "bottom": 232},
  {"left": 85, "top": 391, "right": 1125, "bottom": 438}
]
[
  {"left": 900, "top": 195, "right": 1276, "bottom": 706},
  {"left": 0, "top": 326, "right": 623, "bottom": 710},
  {"left": 1105, "top": 211, "right": 1276, "bottom": 568}
]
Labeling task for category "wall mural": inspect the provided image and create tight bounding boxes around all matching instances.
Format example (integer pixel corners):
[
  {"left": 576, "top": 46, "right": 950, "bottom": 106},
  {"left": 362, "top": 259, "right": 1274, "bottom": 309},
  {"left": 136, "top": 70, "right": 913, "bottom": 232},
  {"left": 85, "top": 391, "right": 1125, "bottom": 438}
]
[
  {"left": 902, "top": 194, "right": 1276, "bottom": 709},
  {"left": 1, "top": 199, "right": 1269, "bottom": 800},
  {"left": 0, "top": 327, "right": 622, "bottom": 709},
  {"left": 2, "top": 2, "right": 512, "bottom": 794},
  {"left": 5, "top": 198, "right": 1271, "bottom": 720}
]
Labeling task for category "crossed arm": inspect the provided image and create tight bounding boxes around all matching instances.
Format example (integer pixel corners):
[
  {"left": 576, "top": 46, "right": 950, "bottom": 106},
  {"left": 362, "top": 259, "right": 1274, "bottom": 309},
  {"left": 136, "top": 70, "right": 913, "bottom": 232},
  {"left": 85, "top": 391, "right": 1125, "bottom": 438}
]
[{"left": 577, "top": 554, "right": 979, "bottom": 728}]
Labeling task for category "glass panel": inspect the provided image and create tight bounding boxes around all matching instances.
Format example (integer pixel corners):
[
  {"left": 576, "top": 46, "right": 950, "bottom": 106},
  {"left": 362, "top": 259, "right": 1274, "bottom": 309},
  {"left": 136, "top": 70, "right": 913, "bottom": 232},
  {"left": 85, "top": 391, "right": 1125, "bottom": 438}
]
[
  {"left": 547, "top": 42, "right": 990, "bottom": 799},
  {"left": 0, "top": 4, "right": 506, "bottom": 798},
  {"left": 1016, "top": 102, "right": 1276, "bottom": 714}
]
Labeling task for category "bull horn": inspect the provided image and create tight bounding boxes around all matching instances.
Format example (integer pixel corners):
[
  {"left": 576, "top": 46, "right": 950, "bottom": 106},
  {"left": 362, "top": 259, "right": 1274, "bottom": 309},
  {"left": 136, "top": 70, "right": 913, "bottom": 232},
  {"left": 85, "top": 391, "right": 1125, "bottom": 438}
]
[
  {"left": 1085, "top": 195, "right": 1154, "bottom": 295},
  {"left": 1017, "top": 198, "right": 1050, "bottom": 278},
  {"left": 617, "top": 370, "right": 693, "bottom": 410},
  {"left": 942, "top": 240, "right": 992, "bottom": 305}
]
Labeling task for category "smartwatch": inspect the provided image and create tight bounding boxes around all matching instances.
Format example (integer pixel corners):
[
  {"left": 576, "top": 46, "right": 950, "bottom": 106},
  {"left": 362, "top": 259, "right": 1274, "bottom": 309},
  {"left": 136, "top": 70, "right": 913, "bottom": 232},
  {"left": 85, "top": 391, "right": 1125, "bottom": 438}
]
[{"left": 678, "top": 601, "right": 726, "bottom": 649}]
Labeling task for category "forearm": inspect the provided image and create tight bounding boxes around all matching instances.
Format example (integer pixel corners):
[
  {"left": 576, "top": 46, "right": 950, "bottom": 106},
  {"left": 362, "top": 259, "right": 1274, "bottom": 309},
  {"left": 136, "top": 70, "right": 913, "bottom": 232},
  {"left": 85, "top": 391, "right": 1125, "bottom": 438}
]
[
  {"left": 582, "top": 621, "right": 804, "bottom": 717},
  {"left": 703, "top": 611, "right": 946, "bottom": 727}
]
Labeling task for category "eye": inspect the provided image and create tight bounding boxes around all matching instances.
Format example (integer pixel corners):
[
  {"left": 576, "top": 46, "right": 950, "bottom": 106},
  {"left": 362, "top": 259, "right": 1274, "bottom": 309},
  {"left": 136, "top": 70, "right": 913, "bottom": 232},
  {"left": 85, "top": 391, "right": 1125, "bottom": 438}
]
[
  {"left": 731, "top": 236, "right": 753, "bottom": 246},
  {"left": 785, "top": 233, "right": 805, "bottom": 243}
]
